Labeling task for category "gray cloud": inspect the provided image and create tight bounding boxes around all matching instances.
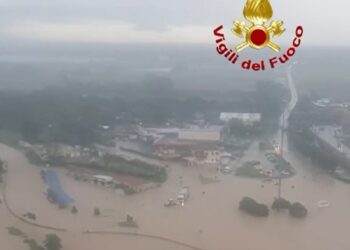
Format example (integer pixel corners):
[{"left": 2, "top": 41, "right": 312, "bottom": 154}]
[{"left": 0, "top": 0, "right": 348, "bottom": 45}]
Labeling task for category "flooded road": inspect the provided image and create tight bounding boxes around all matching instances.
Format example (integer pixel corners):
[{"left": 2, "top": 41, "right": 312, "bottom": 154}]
[{"left": 274, "top": 64, "right": 298, "bottom": 154}]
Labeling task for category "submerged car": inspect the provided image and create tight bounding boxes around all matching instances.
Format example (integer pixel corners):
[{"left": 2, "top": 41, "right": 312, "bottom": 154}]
[{"left": 222, "top": 166, "right": 233, "bottom": 174}]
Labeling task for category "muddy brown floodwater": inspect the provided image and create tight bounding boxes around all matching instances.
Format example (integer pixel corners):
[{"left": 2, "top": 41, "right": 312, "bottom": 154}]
[{"left": 1, "top": 142, "right": 350, "bottom": 250}]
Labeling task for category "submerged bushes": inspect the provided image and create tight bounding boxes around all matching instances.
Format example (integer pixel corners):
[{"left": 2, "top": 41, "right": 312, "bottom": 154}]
[
  {"left": 289, "top": 202, "right": 308, "bottom": 218},
  {"left": 271, "top": 198, "right": 291, "bottom": 210},
  {"left": 272, "top": 198, "right": 307, "bottom": 218},
  {"left": 239, "top": 197, "right": 269, "bottom": 217},
  {"left": 239, "top": 197, "right": 307, "bottom": 219}
]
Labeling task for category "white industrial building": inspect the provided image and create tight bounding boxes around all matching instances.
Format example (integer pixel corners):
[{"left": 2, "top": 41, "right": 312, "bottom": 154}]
[{"left": 220, "top": 112, "right": 261, "bottom": 125}]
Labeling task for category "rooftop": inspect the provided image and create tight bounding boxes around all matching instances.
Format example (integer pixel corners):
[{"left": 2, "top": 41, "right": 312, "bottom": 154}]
[
  {"left": 178, "top": 128, "right": 221, "bottom": 142},
  {"left": 220, "top": 112, "right": 261, "bottom": 122}
]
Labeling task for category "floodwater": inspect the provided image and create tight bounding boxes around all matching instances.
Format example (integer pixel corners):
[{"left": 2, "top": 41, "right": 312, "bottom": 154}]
[{"left": 1, "top": 142, "right": 350, "bottom": 250}]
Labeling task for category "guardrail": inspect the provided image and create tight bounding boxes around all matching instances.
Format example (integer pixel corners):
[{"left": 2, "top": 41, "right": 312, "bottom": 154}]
[{"left": 84, "top": 230, "right": 208, "bottom": 250}]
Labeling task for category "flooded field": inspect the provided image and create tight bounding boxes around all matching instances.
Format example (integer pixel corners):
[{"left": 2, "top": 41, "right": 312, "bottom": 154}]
[{"left": 1, "top": 142, "right": 350, "bottom": 250}]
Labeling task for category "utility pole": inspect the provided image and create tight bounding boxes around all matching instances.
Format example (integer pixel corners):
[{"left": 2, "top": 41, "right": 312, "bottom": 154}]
[{"left": 278, "top": 111, "right": 285, "bottom": 199}]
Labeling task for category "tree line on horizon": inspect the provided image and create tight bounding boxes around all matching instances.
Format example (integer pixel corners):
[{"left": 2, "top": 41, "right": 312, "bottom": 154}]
[{"left": 0, "top": 80, "right": 288, "bottom": 146}]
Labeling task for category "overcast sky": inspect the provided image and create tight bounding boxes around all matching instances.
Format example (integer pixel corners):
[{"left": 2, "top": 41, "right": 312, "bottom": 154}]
[{"left": 0, "top": 0, "right": 348, "bottom": 46}]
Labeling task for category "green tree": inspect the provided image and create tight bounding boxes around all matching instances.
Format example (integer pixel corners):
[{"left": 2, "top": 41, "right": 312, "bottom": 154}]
[
  {"left": 24, "top": 239, "right": 45, "bottom": 250},
  {"left": 289, "top": 202, "right": 308, "bottom": 218},
  {"left": 271, "top": 198, "right": 291, "bottom": 210},
  {"left": 94, "top": 207, "right": 100, "bottom": 216},
  {"left": 239, "top": 197, "right": 269, "bottom": 217},
  {"left": 0, "top": 160, "right": 4, "bottom": 174},
  {"left": 71, "top": 206, "right": 78, "bottom": 214},
  {"left": 44, "top": 234, "right": 62, "bottom": 250}
]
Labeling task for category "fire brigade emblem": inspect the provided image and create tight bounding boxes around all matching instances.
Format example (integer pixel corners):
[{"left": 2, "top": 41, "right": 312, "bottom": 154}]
[{"left": 232, "top": 0, "right": 285, "bottom": 52}]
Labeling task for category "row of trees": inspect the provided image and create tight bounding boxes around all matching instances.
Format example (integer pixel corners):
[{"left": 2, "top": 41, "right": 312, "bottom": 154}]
[
  {"left": 288, "top": 127, "right": 339, "bottom": 171},
  {"left": 288, "top": 96, "right": 341, "bottom": 171},
  {"left": 272, "top": 198, "right": 308, "bottom": 218},
  {"left": 239, "top": 197, "right": 307, "bottom": 218},
  {"left": 0, "top": 80, "right": 288, "bottom": 146}
]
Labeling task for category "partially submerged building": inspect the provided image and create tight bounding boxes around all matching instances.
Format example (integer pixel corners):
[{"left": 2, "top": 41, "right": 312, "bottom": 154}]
[
  {"left": 93, "top": 175, "right": 113, "bottom": 184},
  {"left": 152, "top": 126, "right": 223, "bottom": 166}
]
